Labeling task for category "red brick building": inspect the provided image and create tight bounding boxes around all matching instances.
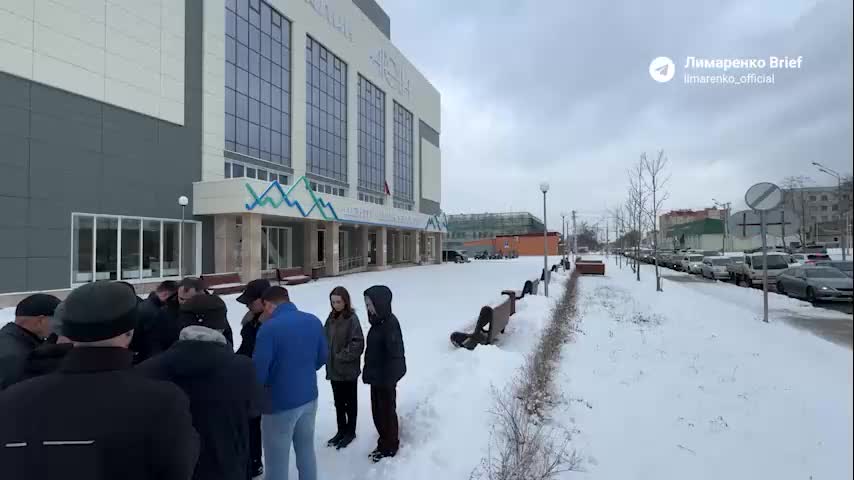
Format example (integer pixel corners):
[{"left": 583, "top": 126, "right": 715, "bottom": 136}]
[{"left": 463, "top": 232, "right": 560, "bottom": 256}]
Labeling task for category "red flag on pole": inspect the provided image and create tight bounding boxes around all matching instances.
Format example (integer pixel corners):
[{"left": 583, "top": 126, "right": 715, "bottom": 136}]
[{"left": 384, "top": 180, "right": 391, "bottom": 196}]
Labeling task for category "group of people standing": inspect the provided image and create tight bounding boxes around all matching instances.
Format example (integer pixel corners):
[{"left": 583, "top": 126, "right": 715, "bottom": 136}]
[{"left": 0, "top": 275, "right": 407, "bottom": 480}]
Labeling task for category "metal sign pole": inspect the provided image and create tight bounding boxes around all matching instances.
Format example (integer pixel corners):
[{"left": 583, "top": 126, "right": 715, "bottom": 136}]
[{"left": 760, "top": 210, "right": 769, "bottom": 323}]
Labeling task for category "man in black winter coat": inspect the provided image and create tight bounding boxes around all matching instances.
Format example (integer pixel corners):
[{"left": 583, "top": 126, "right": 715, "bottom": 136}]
[
  {"left": 0, "top": 281, "right": 199, "bottom": 480},
  {"left": 0, "top": 293, "right": 60, "bottom": 388},
  {"left": 138, "top": 294, "right": 263, "bottom": 480},
  {"left": 1, "top": 301, "right": 73, "bottom": 390},
  {"left": 153, "top": 278, "right": 235, "bottom": 353},
  {"left": 130, "top": 280, "right": 178, "bottom": 364},
  {"left": 235, "top": 278, "right": 270, "bottom": 479},
  {"left": 363, "top": 285, "right": 407, "bottom": 462}
]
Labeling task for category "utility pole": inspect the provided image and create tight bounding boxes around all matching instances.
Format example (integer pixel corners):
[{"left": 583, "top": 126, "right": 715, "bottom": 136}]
[
  {"left": 606, "top": 222, "right": 609, "bottom": 257},
  {"left": 571, "top": 210, "right": 578, "bottom": 258},
  {"left": 812, "top": 162, "right": 848, "bottom": 260}
]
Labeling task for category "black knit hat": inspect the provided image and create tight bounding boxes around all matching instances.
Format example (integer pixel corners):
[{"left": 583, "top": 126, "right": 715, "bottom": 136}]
[
  {"left": 15, "top": 293, "right": 61, "bottom": 317},
  {"left": 180, "top": 294, "right": 229, "bottom": 332},
  {"left": 61, "top": 282, "right": 139, "bottom": 342}
]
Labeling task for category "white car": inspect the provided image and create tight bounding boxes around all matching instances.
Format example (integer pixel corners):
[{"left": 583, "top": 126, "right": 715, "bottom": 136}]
[
  {"left": 700, "top": 256, "right": 734, "bottom": 280},
  {"left": 681, "top": 254, "right": 705, "bottom": 274}
]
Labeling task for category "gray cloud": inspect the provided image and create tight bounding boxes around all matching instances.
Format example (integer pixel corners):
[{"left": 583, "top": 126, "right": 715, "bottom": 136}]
[{"left": 381, "top": 0, "right": 852, "bottom": 226}]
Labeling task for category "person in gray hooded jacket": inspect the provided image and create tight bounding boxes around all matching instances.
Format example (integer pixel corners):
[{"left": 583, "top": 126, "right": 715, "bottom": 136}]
[{"left": 323, "top": 286, "right": 365, "bottom": 450}]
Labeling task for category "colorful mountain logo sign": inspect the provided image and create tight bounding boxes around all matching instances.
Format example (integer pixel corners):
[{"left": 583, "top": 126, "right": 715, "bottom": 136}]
[{"left": 244, "top": 176, "right": 339, "bottom": 221}]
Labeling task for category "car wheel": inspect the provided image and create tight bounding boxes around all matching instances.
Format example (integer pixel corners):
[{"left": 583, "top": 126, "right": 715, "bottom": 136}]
[
  {"left": 806, "top": 287, "right": 817, "bottom": 303},
  {"left": 776, "top": 282, "right": 785, "bottom": 295}
]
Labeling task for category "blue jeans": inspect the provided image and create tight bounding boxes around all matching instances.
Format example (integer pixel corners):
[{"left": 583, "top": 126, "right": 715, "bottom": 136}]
[{"left": 262, "top": 399, "right": 318, "bottom": 480}]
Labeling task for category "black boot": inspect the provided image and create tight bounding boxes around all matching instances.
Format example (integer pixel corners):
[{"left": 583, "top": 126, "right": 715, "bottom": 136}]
[
  {"left": 336, "top": 431, "right": 356, "bottom": 449},
  {"left": 327, "top": 432, "right": 345, "bottom": 447},
  {"left": 370, "top": 449, "right": 397, "bottom": 463}
]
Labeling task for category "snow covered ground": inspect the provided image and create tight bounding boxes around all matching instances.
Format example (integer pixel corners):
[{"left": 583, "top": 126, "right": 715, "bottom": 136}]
[
  {"left": 0, "top": 256, "right": 568, "bottom": 479},
  {"left": 558, "top": 257, "right": 853, "bottom": 479}
]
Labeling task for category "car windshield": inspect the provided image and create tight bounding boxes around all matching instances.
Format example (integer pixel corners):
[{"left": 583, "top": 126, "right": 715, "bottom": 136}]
[
  {"left": 752, "top": 256, "right": 790, "bottom": 269},
  {"left": 689, "top": 256, "right": 704, "bottom": 262},
  {"left": 805, "top": 268, "right": 848, "bottom": 279},
  {"left": 712, "top": 258, "right": 732, "bottom": 265}
]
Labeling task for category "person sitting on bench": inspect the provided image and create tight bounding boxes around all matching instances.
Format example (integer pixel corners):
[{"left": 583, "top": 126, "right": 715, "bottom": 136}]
[{"left": 450, "top": 307, "right": 492, "bottom": 350}]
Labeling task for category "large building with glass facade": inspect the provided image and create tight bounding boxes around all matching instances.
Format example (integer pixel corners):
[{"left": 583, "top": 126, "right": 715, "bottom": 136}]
[
  {"left": 445, "top": 212, "right": 545, "bottom": 251},
  {"left": 0, "top": 0, "right": 444, "bottom": 295}
]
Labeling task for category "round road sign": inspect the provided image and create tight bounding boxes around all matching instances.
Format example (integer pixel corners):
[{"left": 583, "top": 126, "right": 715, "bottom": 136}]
[{"left": 745, "top": 182, "right": 783, "bottom": 211}]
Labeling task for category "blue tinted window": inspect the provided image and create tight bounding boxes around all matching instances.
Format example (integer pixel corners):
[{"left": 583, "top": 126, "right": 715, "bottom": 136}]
[
  {"left": 357, "top": 75, "right": 385, "bottom": 196},
  {"left": 393, "top": 102, "right": 414, "bottom": 204},
  {"left": 225, "top": 0, "right": 290, "bottom": 166},
  {"left": 305, "top": 35, "right": 347, "bottom": 183}
]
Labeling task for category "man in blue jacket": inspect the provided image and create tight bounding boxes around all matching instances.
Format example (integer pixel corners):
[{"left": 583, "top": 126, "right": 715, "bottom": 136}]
[{"left": 254, "top": 286, "right": 327, "bottom": 480}]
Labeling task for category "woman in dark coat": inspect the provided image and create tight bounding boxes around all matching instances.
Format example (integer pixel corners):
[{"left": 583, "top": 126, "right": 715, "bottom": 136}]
[
  {"left": 362, "top": 285, "right": 406, "bottom": 462},
  {"left": 324, "top": 286, "right": 365, "bottom": 450}
]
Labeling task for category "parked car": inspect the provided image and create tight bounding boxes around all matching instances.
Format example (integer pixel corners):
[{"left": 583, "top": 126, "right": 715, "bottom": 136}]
[
  {"left": 814, "top": 260, "right": 853, "bottom": 278},
  {"left": 729, "top": 252, "right": 791, "bottom": 287},
  {"left": 726, "top": 256, "right": 745, "bottom": 280},
  {"left": 442, "top": 250, "right": 469, "bottom": 263},
  {"left": 681, "top": 254, "right": 706, "bottom": 274},
  {"left": 790, "top": 253, "right": 832, "bottom": 265},
  {"left": 776, "top": 266, "right": 854, "bottom": 302},
  {"left": 701, "top": 256, "right": 734, "bottom": 280}
]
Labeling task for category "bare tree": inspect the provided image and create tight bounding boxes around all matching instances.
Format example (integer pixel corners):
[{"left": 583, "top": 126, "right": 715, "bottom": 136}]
[
  {"left": 780, "top": 175, "right": 813, "bottom": 246},
  {"left": 643, "top": 151, "right": 670, "bottom": 292},
  {"left": 627, "top": 158, "right": 648, "bottom": 281}
]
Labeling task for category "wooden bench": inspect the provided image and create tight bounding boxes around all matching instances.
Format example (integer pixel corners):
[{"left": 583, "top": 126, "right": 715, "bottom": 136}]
[
  {"left": 576, "top": 261, "right": 605, "bottom": 275},
  {"left": 275, "top": 267, "right": 312, "bottom": 286},
  {"left": 487, "top": 297, "right": 513, "bottom": 344},
  {"left": 200, "top": 273, "right": 245, "bottom": 295}
]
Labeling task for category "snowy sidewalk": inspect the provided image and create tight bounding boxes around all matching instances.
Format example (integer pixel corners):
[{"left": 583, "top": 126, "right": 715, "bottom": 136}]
[{"left": 557, "top": 258, "right": 853, "bottom": 479}]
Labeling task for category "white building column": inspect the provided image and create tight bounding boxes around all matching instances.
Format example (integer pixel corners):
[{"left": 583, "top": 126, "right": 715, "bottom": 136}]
[
  {"left": 302, "top": 221, "right": 318, "bottom": 275},
  {"left": 377, "top": 227, "right": 388, "bottom": 268},
  {"left": 434, "top": 232, "right": 443, "bottom": 264},
  {"left": 239, "top": 213, "right": 263, "bottom": 282},
  {"left": 414, "top": 230, "right": 421, "bottom": 264},
  {"left": 361, "top": 226, "right": 370, "bottom": 265},
  {"left": 214, "top": 215, "right": 239, "bottom": 273},
  {"left": 325, "top": 221, "right": 340, "bottom": 276}
]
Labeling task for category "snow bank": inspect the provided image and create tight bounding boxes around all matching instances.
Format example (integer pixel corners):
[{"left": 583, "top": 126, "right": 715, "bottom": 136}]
[
  {"left": 0, "top": 257, "right": 568, "bottom": 479},
  {"left": 558, "top": 258, "right": 853, "bottom": 479}
]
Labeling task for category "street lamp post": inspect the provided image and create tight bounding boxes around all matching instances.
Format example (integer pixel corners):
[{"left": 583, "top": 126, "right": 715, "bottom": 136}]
[
  {"left": 178, "top": 195, "right": 189, "bottom": 277},
  {"left": 812, "top": 162, "right": 848, "bottom": 261},
  {"left": 713, "top": 198, "right": 731, "bottom": 253},
  {"left": 540, "top": 182, "right": 550, "bottom": 297}
]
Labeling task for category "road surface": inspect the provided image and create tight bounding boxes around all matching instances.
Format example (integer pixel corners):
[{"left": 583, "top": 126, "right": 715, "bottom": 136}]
[{"left": 661, "top": 273, "right": 853, "bottom": 348}]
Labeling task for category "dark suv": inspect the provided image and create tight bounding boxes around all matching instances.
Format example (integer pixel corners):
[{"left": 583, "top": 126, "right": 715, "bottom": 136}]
[{"left": 442, "top": 250, "right": 469, "bottom": 263}]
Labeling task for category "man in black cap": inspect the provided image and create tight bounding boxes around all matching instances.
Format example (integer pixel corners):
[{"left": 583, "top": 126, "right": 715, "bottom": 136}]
[
  {"left": 0, "top": 293, "right": 60, "bottom": 388},
  {"left": 0, "top": 281, "right": 199, "bottom": 480},
  {"left": 1, "top": 301, "right": 73, "bottom": 390},
  {"left": 138, "top": 294, "right": 263, "bottom": 480},
  {"left": 154, "top": 277, "right": 209, "bottom": 353},
  {"left": 235, "top": 278, "right": 270, "bottom": 478}
]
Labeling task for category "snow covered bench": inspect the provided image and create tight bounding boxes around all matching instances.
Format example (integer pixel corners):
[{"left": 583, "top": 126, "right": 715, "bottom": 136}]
[
  {"left": 275, "top": 267, "right": 312, "bottom": 286},
  {"left": 576, "top": 261, "right": 605, "bottom": 275},
  {"left": 201, "top": 273, "right": 246, "bottom": 295}
]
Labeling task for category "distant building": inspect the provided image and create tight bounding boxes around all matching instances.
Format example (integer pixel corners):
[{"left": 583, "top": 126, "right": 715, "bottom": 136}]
[
  {"left": 782, "top": 185, "right": 853, "bottom": 246},
  {"left": 666, "top": 218, "right": 798, "bottom": 252},
  {"left": 464, "top": 232, "right": 560, "bottom": 256},
  {"left": 658, "top": 208, "right": 724, "bottom": 246},
  {"left": 445, "top": 212, "right": 545, "bottom": 251}
]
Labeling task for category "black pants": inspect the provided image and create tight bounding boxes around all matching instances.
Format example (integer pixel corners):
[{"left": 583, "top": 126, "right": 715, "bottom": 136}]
[
  {"left": 248, "top": 416, "right": 262, "bottom": 477},
  {"left": 370, "top": 385, "right": 399, "bottom": 453},
  {"left": 331, "top": 380, "right": 358, "bottom": 434}
]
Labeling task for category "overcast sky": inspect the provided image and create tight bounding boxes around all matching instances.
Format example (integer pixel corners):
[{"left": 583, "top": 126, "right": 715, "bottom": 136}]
[{"left": 380, "top": 0, "right": 853, "bottom": 231}]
